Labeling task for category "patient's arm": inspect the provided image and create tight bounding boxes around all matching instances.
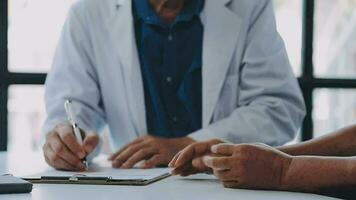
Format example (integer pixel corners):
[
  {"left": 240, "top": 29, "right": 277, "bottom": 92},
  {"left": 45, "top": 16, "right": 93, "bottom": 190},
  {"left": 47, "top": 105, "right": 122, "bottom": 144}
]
[
  {"left": 278, "top": 125, "right": 356, "bottom": 156},
  {"left": 282, "top": 156, "right": 356, "bottom": 198}
]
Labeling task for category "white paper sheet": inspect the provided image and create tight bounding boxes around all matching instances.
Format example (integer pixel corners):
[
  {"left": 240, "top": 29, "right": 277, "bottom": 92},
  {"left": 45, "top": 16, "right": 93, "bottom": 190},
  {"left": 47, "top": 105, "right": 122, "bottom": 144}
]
[
  {"left": 23, "top": 156, "right": 171, "bottom": 181},
  {"left": 35, "top": 166, "right": 170, "bottom": 180}
]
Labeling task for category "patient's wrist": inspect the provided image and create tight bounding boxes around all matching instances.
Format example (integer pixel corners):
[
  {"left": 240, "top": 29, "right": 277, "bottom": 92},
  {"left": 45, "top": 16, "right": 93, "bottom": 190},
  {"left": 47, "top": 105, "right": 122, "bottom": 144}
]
[
  {"left": 280, "top": 156, "right": 356, "bottom": 193},
  {"left": 278, "top": 156, "right": 321, "bottom": 192},
  {"left": 278, "top": 155, "right": 296, "bottom": 191},
  {"left": 345, "top": 158, "right": 356, "bottom": 185}
]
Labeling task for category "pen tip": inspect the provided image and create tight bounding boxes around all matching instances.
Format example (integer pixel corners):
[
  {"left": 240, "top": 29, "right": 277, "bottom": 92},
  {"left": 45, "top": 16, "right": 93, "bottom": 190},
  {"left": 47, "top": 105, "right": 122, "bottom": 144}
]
[{"left": 81, "top": 159, "right": 89, "bottom": 170}]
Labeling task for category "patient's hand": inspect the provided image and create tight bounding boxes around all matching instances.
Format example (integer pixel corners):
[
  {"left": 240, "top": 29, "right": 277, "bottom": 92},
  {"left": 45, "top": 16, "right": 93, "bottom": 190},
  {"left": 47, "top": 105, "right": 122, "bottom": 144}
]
[
  {"left": 203, "top": 143, "right": 292, "bottom": 190},
  {"left": 169, "top": 139, "right": 224, "bottom": 176},
  {"left": 108, "top": 135, "right": 195, "bottom": 169}
]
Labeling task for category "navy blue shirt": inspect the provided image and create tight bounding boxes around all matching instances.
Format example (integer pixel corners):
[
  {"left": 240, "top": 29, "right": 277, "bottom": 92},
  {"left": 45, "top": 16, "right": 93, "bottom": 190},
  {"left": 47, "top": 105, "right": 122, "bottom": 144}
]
[{"left": 133, "top": 0, "right": 204, "bottom": 138}]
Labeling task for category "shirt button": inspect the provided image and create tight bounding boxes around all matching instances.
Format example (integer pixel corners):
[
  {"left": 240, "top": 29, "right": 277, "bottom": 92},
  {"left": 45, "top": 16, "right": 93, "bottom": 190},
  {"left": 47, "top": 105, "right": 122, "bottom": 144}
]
[
  {"left": 166, "top": 76, "right": 173, "bottom": 83},
  {"left": 172, "top": 116, "right": 178, "bottom": 122},
  {"left": 168, "top": 35, "right": 173, "bottom": 41}
]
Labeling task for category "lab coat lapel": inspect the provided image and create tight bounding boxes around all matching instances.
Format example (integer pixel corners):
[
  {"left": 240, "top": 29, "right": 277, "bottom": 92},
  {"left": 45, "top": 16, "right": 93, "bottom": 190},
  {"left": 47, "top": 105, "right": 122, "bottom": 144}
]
[
  {"left": 111, "top": 0, "right": 147, "bottom": 136},
  {"left": 201, "top": 0, "right": 242, "bottom": 127}
]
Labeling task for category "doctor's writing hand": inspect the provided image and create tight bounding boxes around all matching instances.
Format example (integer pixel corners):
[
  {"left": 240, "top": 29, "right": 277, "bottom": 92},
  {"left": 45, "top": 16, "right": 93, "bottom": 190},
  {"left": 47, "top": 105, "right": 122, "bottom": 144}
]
[
  {"left": 108, "top": 135, "right": 195, "bottom": 169},
  {"left": 42, "top": 123, "right": 99, "bottom": 171},
  {"left": 169, "top": 139, "right": 224, "bottom": 176},
  {"left": 203, "top": 143, "right": 292, "bottom": 190}
]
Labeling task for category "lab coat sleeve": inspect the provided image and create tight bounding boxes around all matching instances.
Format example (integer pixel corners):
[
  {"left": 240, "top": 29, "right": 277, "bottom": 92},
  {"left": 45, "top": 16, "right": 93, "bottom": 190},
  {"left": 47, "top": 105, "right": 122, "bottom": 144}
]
[
  {"left": 42, "top": 4, "right": 106, "bottom": 143},
  {"left": 190, "top": 1, "right": 306, "bottom": 146}
]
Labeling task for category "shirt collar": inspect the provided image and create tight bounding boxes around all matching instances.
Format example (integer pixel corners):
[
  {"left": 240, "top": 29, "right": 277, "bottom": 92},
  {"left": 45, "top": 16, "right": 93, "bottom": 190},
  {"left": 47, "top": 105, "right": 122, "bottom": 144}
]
[{"left": 133, "top": 0, "right": 204, "bottom": 24}]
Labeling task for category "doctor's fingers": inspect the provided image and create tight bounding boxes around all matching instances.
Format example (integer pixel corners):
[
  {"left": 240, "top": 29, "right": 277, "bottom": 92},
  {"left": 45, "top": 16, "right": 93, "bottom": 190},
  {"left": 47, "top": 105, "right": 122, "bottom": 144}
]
[
  {"left": 120, "top": 147, "right": 157, "bottom": 169},
  {"left": 108, "top": 137, "right": 145, "bottom": 161},
  {"left": 142, "top": 154, "right": 166, "bottom": 169},
  {"left": 112, "top": 142, "right": 150, "bottom": 168},
  {"left": 83, "top": 132, "right": 99, "bottom": 154},
  {"left": 44, "top": 143, "right": 84, "bottom": 171},
  {"left": 54, "top": 125, "right": 87, "bottom": 159},
  {"left": 45, "top": 134, "right": 86, "bottom": 170}
]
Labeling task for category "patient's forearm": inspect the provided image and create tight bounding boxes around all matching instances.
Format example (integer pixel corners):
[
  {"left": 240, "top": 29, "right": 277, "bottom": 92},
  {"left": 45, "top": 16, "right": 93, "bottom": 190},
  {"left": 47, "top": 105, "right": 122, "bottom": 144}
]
[
  {"left": 278, "top": 125, "right": 356, "bottom": 156},
  {"left": 281, "top": 156, "right": 356, "bottom": 193}
]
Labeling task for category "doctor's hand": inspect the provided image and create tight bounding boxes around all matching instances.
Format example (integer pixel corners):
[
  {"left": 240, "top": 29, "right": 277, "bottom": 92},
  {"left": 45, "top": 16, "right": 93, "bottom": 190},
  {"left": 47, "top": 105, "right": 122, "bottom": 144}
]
[
  {"left": 203, "top": 143, "right": 292, "bottom": 190},
  {"left": 108, "top": 135, "right": 195, "bottom": 169},
  {"left": 169, "top": 139, "right": 224, "bottom": 176},
  {"left": 42, "top": 123, "right": 99, "bottom": 171}
]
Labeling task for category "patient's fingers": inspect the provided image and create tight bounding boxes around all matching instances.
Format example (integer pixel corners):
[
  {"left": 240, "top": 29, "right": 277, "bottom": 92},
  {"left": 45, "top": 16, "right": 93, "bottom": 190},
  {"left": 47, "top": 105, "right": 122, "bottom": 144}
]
[
  {"left": 168, "top": 151, "right": 182, "bottom": 167},
  {"left": 203, "top": 156, "right": 231, "bottom": 171},
  {"left": 170, "top": 146, "right": 195, "bottom": 168},
  {"left": 213, "top": 170, "right": 236, "bottom": 182},
  {"left": 192, "top": 156, "right": 211, "bottom": 172},
  {"left": 173, "top": 140, "right": 222, "bottom": 168},
  {"left": 171, "top": 163, "right": 198, "bottom": 176},
  {"left": 211, "top": 144, "right": 234, "bottom": 156},
  {"left": 222, "top": 181, "right": 240, "bottom": 189}
]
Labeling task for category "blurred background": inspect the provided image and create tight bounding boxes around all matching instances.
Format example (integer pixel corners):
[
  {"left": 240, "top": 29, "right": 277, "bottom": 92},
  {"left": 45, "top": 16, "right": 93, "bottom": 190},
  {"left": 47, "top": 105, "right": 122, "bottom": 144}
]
[{"left": 1, "top": 0, "right": 356, "bottom": 153}]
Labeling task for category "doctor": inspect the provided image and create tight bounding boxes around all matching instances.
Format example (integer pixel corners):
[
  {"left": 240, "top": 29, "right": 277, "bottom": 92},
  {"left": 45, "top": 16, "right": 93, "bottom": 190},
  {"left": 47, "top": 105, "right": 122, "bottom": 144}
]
[{"left": 42, "top": 0, "right": 305, "bottom": 171}]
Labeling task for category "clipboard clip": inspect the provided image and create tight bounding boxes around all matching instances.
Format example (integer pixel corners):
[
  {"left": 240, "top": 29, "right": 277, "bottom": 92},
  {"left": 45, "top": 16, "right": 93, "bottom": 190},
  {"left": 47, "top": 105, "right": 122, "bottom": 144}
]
[
  {"left": 41, "top": 174, "right": 111, "bottom": 183},
  {"left": 69, "top": 174, "right": 111, "bottom": 182},
  {"left": 69, "top": 174, "right": 86, "bottom": 182}
]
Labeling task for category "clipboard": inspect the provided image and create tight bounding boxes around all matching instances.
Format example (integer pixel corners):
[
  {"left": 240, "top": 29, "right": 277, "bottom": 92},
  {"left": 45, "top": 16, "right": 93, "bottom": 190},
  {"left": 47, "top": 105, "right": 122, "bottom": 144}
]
[{"left": 22, "top": 167, "right": 171, "bottom": 186}]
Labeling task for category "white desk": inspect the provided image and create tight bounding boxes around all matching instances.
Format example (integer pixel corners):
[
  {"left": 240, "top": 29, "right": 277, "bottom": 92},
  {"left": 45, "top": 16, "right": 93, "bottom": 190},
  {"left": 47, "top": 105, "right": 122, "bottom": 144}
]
[{"left": 0, "top": 152, "right": 339, "bottom": 200}]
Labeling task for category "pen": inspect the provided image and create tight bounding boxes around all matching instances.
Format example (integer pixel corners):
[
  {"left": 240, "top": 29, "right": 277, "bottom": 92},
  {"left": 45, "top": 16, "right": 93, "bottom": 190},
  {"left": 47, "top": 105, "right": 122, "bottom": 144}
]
[{"left": 64, "top": 100, "right": 89, "bottom": 170}]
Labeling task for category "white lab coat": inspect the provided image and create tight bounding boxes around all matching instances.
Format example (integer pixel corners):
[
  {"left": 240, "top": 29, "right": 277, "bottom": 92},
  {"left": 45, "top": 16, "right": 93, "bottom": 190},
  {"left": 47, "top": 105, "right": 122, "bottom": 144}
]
[{"left": 43, "top": 0, "right": 306, "bottom": 151}]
